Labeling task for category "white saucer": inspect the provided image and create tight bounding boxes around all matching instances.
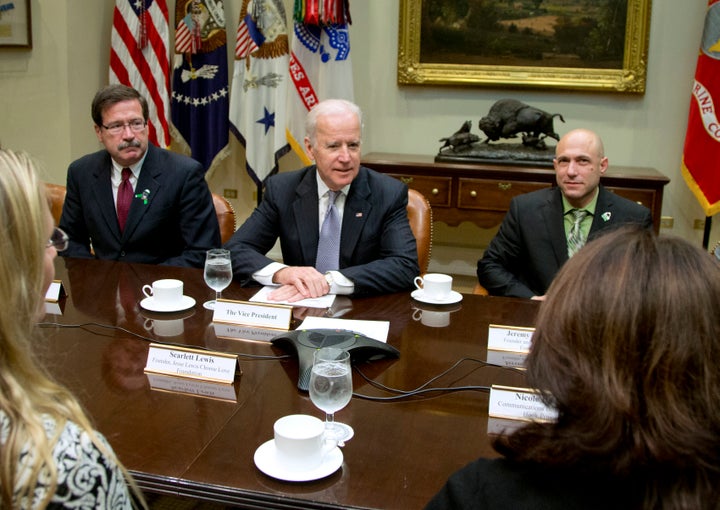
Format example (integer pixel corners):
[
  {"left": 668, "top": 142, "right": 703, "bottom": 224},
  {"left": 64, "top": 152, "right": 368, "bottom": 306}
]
[
  {"left": 411, "top": 289, "right": 463, "bottom": 305},
  {"left": 140, "top": 295, "right": 196, "bottom": 313},
  {"left": 254, "top": 439, "right": 343, "bottom": 482}
]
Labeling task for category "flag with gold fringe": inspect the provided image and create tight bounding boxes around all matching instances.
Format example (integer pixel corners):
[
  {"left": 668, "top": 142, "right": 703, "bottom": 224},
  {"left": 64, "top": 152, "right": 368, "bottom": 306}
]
[
  {"left": 287, "top": 0, "right": 353, "bottom": 164},
  {"left": 170, "top": 0, "right": 229, "bottom": 175},
  {"left": 682, "top": 0, "right": 720, "bottom": 216},
  {"left": 229, "top": 0, "right": 291, "bottom": 187},
  {"left": 110, "top": 0, "right": 171, "bottom": 148}
]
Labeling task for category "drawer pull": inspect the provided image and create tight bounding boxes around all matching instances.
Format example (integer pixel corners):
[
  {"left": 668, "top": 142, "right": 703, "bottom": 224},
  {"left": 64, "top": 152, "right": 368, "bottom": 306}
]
[
  {"left": 470, "top": 190, "right": 478, "bottom": 198},
  {"left": 498, "top": 182, "right": 512, "bottom": 191},
  {"left": 432, "top": 188, "right": 439, "bottom": 195},
  {"left": 400, "top": 176, "right": 414, "bottom": 184}
]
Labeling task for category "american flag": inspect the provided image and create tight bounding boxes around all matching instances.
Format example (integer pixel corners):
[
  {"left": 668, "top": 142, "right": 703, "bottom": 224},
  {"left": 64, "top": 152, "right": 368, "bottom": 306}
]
[
  {"left": 235, "top": 13, "right": 265, "bottom": 59},
  {"left": 174, "top": 12, "right": 202, "bottom": 54},
  {"left": 109, "top": 0, "right": 171, "bottom": 148}
]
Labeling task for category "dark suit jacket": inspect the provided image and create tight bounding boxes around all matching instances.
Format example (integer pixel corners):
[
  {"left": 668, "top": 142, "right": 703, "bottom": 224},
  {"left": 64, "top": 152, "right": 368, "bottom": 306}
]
[
  {"left": 224, "top": 165, "right": 419, "bottom": 296},
  {"left": 477, "top": 186, "right": 653, "bottom": 298},
  {"left": 59, "top": 144, "right": 220, "bottom": 268}
]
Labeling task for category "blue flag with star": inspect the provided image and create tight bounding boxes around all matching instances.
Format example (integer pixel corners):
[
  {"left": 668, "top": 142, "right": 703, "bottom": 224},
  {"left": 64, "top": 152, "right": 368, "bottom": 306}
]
[
  {"left": 229, "top": 0, "right": 290, "bottom": 186},
  {"left": 171, "top": 0, "right": 230, "bottom": 175}
]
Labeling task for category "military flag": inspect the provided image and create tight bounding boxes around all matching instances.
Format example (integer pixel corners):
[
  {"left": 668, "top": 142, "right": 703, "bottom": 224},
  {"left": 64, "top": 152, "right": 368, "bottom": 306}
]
[
  {"left": 682, "top": 0, "right": 720, "bottom": 216},
  {"left": 171, "top": 0, "right": 229, "bottom": 175},
  {"left": 110, "top": 0, "right": 171, "bottom": 148},
  {"left": 229, "top": 0, "right": 291, "bottom": 186},
  {"left": 287, "top": 0, "right": 353, "bottom": 164}
]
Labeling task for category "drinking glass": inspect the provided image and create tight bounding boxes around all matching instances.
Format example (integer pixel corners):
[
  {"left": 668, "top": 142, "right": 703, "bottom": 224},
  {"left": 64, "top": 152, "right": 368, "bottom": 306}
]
[
  {"left": 203, "top": 248, "right": 232, "bottom": 310},
  {"left": 309, "top": 347, "right": 354, "bottom": 443}
]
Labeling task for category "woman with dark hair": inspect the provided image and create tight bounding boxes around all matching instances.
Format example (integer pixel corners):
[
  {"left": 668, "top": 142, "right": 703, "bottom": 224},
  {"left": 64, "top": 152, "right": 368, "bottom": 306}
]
[{"left": 427, "top": 227, "right": 720, "bottom": 509}]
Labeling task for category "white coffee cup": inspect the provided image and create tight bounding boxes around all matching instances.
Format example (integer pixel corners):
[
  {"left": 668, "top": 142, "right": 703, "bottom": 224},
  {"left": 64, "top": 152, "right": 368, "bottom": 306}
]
[
  {"left": 414, "top": 273, "right": 453, "bottom": 300},
  {"left": 144, "top": 318, "right": 184, "bottom": 337},
  {"left": 412, "top": 308, "right": 451, "bottom": 328},
  {"left": 142, "top": 279, "right": 183, "bottom": 306},
  {"left": 273, "top": 414, "right": 337, "bottom": 471}
]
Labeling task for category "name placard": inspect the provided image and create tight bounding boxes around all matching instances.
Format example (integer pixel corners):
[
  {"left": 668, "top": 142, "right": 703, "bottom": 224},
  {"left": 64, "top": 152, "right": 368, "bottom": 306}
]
[
  {"left": 212, "top": 299, "right": 292, "bottom": 330},
  {"left": 213, "top": 323, "right": 280, "bottom": 343},
  {"left": 44, "top": 280, "right": 66, "bottom": 303},
  {"left": 146, "top": 373, "right": 239, "bottom": 402},
  {"left": 487, "top": 324, "right": 534, "bottom": 353},
  {"left": 488, "top": 385, "right": 558, "bottom": 422},
  {"left": 144, "top": 343, "right": 238, "bottom": 384},
  {"left": 486, "top": 349, "right": 527, "bottom": 369}
]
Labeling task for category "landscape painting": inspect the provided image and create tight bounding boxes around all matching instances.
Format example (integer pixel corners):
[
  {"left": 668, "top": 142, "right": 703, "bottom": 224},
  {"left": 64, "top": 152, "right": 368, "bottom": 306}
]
[{"left": 397, "top": 0, "right": 652, "bottom": 93}]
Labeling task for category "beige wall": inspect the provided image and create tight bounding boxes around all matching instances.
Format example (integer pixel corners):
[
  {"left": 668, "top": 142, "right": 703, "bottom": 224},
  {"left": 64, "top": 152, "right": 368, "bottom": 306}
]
[{"left": 0, "top": 1, "right": 716, "bottom": 274}]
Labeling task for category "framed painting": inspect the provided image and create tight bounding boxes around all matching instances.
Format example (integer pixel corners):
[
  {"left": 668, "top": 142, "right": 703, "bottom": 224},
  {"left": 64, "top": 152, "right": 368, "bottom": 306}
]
[
  {"left": 398, "top": 0, "right": 652, "bottom": 93},
  {"left": 0, "top": 0, "right": 31, "bottom": 49}
]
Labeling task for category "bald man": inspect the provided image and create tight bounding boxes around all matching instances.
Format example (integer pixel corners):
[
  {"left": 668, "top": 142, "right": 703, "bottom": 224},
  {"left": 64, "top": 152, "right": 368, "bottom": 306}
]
[{"left": 477, "top": 129, "right": 652, "bottom": 299}]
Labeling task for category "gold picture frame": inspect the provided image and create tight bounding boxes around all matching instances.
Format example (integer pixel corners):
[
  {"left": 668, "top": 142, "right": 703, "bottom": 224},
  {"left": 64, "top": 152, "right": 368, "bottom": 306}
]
[
  {"left": 398, "top": 0, "right": 652, "bottom": 93},
  {"left": 0, "top": 0, "right": 32, "bottom": 49}
]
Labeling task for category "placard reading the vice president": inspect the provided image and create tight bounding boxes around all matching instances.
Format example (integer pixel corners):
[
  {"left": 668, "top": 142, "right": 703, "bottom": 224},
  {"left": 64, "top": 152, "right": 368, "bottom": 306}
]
[{"left": 212, "top": 298, "right": 292, "bottom": 330}]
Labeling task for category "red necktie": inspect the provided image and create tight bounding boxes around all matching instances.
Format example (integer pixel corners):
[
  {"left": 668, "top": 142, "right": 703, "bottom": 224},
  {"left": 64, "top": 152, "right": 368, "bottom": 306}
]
[{"left": 117, "top": 168, "right": 133, "bottom": 232}]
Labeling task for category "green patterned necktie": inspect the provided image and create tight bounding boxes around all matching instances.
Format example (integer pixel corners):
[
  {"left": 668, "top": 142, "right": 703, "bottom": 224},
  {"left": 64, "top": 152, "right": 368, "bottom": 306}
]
[{"left": 567, "top": 209, "right": 589, "bottom": 258}]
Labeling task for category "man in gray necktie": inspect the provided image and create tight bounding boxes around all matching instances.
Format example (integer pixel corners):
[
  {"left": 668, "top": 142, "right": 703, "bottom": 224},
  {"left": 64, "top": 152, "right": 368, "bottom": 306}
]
[{"left": 224, "top": 99, "right": 419, "bottom": 301}]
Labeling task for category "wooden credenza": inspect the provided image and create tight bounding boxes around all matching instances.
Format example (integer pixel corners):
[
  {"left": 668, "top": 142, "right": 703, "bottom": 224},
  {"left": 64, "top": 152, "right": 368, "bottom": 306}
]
[{"left": 362, "top": 152, "right": 670, "bottom": 234}]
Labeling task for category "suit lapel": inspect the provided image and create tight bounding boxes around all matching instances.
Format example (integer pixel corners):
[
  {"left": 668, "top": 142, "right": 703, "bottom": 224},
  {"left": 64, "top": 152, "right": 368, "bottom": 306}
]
[
  {"left": 589, "top": 186, "right": 613, "bottom": 239},
  {"left": 293, "top": 169, "right": 321, "bottom": 264},
  {"left": 542, "top": 188, "right": 569, "bottom": 264},
  {"left": 90, "top": 154, "right": 123, "bottom": 240},
  {"left": 340, "top": 168, "right": 371, "bottom": 263}
]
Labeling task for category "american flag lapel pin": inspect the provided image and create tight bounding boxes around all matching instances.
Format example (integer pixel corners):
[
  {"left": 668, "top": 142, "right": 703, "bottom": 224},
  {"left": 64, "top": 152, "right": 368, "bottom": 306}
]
[{"left": 355, "top": 212, "right": 363, "bottom": 218}]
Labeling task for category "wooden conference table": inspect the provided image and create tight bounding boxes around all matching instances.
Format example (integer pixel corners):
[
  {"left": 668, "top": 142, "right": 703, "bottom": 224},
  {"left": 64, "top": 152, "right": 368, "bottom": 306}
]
[{"left": 39, "top": 257, "right": 538, "bottom": 509}]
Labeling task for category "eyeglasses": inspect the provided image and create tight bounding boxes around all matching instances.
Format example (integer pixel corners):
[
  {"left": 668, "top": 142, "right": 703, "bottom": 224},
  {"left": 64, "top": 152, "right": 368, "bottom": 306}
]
[
  {"left": 47, "top": 227, "right": 69, "bottom": 252},
  {"left": 100, "top": 119, "right": 146, "bottom": 135}
]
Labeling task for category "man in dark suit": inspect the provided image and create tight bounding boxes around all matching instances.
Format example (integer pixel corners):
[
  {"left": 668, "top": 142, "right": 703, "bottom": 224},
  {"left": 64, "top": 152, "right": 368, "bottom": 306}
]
[
  {"left": 224, "top": 99, "right": 418, "bottom": 300},
  {"left": 477, "top": 128, "right": 652, "bottom": 299},
  {"left": 59, "top": 85, "right": 220, "bottom": 268}
]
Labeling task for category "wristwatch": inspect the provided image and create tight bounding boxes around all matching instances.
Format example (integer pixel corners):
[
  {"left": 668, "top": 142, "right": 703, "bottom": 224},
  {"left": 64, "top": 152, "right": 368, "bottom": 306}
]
[{"left": 324, "top": 272, "right": 333, "bottom": 287}]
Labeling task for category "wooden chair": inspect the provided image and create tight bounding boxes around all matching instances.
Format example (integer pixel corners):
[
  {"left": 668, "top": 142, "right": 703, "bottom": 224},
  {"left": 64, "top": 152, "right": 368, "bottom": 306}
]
[
  {"left": 44, "top": 182, "right": 67, "bottom": 226},
  {"left": 473, "top": 282, "right": 489, "bottom": 295},
  {"left": 406, "top": 188, "right": 433, "bottom": 274},
  {"left": 212, "top": 193, "right": 237, "bottom": 244}
]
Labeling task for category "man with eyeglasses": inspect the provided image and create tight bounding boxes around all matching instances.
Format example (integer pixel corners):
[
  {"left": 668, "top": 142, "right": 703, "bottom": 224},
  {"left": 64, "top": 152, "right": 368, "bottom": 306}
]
[
  {"left": 59, "top": 84, "right": 220, "bottom": 267},
  {"left": 477, "top": 128, "right": 653, "bottom": 300}
]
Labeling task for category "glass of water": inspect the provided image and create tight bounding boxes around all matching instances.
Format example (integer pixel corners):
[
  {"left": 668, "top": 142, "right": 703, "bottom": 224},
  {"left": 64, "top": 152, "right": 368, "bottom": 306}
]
[
  {"left": 203, "top": 248, "right": 232, "bottom": 310},
  {"left": 309, "top": 347, "right": 354, "bottom": 443}
]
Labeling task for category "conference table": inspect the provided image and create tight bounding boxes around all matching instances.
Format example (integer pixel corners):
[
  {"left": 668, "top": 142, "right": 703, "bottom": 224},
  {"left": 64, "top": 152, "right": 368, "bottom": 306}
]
[{"left": 39, "top": 257, "right": 539, "bottom": 509}]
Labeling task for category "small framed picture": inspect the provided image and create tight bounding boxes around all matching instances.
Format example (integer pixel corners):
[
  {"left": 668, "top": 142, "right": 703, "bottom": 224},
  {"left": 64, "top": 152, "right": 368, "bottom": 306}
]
[{"left": 0, "top": 0, "right": 32, "bottom": 49}]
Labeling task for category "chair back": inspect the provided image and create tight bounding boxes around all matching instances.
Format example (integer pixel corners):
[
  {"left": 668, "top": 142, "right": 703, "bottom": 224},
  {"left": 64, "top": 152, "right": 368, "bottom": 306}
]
[
  {"left": 45, "top": 182, "right": 67, "bottom": 226},
  {"left": 406, "top": 188, "right": 432, "bottom": 274},
  {"left": 212, "top": 193, "right": 237, "bottom": 244}
]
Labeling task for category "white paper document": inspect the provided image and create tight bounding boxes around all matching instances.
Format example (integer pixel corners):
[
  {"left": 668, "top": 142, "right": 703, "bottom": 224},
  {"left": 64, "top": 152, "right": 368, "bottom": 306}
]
[
  {"left": 250, "top": 286, "right": 336, "bottom": 309},
  {"left": 298, "top": 317, "right": 390, "bottom": 343}
]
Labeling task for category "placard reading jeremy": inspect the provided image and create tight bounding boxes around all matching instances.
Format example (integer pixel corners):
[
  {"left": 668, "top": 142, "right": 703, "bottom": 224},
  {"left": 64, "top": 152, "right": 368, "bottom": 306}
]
[
  {"left": 212, "top": 298, "right": 292, "bottom": 330},
  {"left": 144, "top": 344, "right": 238, "bottom": 384},
  {"left": 487, "top": 325, "right": 534, "bottom": 353},
  {"left": 488, "top": 385, "right": 558, "bottom": 422}
]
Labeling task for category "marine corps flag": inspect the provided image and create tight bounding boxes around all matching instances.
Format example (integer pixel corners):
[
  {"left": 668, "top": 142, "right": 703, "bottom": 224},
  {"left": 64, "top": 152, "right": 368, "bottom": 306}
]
[
  {"left": 682, "top": 0, "right": 720, "bottom": 216},
  {"left": 229, "top": 0, "right": 291, "bottom": 186},
  {"left": 287, "top": 0, "right": 353, "bottom": 164},
  {"left": 171, "top": 0, "right": 229, "bottom": 175}
]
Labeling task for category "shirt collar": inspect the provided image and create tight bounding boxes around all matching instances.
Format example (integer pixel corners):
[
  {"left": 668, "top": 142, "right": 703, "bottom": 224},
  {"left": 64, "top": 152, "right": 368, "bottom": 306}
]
[
  {"left": 316, "top": 170, "right": 351, "bottom": 198},
  {"left": 562, "top": 188, "right": 599, "bottom": 216}
]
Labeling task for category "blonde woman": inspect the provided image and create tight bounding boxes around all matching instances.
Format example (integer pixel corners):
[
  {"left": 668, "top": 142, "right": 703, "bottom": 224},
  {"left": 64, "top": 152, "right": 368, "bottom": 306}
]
[{"left": 0, "top": 149, "right": 145, "bottom": 508}]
